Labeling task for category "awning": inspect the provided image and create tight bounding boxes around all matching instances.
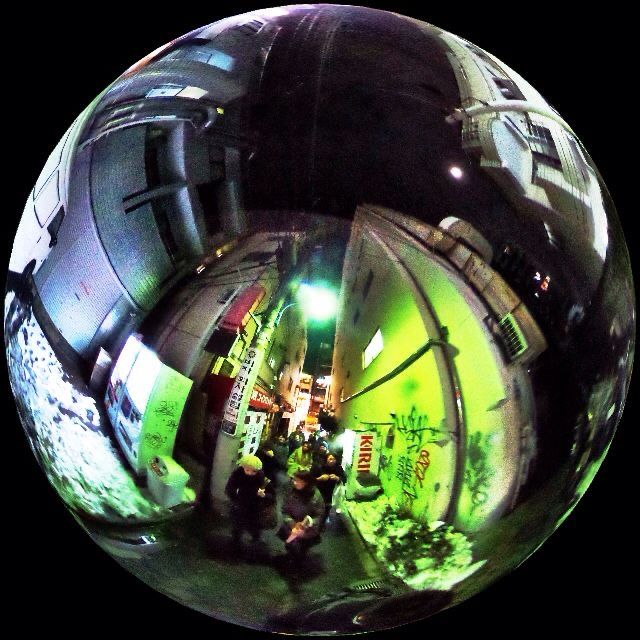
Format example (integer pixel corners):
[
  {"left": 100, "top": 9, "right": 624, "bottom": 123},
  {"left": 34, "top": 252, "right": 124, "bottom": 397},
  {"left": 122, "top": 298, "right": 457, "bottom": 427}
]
[{"left": 219, "top": 283, "right": 266, "bottom": 333}]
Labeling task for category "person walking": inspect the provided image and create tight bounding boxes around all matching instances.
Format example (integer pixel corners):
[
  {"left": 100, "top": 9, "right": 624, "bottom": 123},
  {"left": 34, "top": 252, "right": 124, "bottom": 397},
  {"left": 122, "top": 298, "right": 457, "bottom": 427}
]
[
  {"left": 224, "top": 454, "right": 276, "bottom": 550},
  {"left": 272, "top": 434, "right": 289, "bottom": 471},
  {"left": 272, "top": 434, "right": 291, "bottom": 488},
  {"left": 256, "top": 444, "right": 279, "bottom": 487},
  {"left": 287, "top": 441, "right": 313, "bottom": 476},
  {"left": 278, "top": 470, "right": 325, "bottom": 561},
  {"left": 312, "top": 453, "right": 346, "bottom": 529},
  {"left": 288, "top": 424, "right": 306, "bottom": 454}
]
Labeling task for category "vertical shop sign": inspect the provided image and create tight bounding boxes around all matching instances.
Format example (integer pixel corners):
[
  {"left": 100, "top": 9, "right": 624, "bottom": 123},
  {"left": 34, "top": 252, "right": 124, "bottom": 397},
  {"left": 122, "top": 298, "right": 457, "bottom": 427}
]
[
  {"left": 221, "top": 347, "right": 258, "bottom": 435},
  {"left": 353, "top": 431, "right": 380, "bottom": 475}
]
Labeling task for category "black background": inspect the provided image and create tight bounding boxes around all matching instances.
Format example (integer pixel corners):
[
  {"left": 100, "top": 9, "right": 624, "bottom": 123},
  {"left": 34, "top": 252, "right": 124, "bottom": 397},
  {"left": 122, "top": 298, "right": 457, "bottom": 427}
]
[{"left": 4, "top": 3, "right": 634, "bottom": 635}]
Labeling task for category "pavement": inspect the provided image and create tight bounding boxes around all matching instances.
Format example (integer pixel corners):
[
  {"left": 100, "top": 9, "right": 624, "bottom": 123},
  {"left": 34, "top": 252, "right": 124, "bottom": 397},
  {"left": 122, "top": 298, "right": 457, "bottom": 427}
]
[{"left": 87, "top": 485, "right": 378, "bottom": 632}]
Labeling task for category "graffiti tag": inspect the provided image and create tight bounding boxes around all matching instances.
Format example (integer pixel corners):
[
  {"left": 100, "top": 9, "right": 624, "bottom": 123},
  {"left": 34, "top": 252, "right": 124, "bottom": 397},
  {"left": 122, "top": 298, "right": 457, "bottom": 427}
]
[{"left": 464, "top": 431, "right": 491, "bottom": 513}]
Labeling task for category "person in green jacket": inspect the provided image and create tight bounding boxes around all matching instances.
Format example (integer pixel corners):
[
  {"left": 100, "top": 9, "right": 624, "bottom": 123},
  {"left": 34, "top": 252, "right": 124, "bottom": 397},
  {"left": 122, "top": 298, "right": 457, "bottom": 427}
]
[{"left": 287, "top": 441, "right": 313, "bottom": 476}]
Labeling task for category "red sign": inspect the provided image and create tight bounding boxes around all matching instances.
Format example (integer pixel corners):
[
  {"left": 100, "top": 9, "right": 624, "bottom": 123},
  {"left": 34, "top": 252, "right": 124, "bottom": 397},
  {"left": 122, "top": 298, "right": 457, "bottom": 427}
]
[
  {"left": 356, "top": 433, "right": 376, "bottom": 472},
  {"left": 249, "top": 385, "right": 272, "bottom": 410}
]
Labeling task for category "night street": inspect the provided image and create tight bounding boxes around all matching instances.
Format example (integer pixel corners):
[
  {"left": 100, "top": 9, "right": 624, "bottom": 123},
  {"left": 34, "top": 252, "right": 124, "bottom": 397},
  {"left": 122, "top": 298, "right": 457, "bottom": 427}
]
[{"left": 5, "top": 4, "right": 634, "bottom": 636}]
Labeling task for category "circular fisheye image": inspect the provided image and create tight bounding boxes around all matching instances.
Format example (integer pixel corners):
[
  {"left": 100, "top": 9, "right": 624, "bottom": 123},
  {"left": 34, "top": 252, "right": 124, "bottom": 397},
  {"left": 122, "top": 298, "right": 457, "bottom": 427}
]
[{"left": 5, "top": 4, "right": 634, "bottom": 635}]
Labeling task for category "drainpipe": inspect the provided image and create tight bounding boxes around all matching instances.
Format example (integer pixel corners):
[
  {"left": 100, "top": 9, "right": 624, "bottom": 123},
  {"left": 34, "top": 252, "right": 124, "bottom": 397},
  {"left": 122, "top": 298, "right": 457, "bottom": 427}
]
[{"left": 446, "top": 100, "right": 575, "bottom": 135}]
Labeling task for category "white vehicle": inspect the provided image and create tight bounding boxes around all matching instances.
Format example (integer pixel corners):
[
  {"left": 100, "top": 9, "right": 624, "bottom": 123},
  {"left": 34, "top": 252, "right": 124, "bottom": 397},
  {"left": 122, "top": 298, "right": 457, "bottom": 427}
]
[{"left": 8, "top": 105, "right": 95, "bottom": 285}]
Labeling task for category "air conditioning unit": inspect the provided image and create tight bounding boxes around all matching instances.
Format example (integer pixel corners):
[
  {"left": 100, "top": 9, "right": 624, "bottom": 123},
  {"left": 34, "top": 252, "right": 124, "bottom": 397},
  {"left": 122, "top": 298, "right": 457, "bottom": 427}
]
[{"left": 498, "top": 313, "right": 528, "bottom": 360}]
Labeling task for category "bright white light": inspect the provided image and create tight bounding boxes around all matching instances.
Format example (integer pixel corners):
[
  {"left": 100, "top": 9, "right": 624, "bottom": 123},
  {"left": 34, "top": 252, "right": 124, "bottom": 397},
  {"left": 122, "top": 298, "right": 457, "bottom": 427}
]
[
  {"left": 111, "top": 335, "right": 142, "bottom": 384},
  {"left": 127, "top": 345, "right": 161, "bottom": 412},
  {"left": 317, "top": 375, "right": 332, "bottom": 387},
  {"left": 338, "top": 429, "right": 357, "bottom": 467},
  {"left": 449, "top": 166, "right": 463, "bottom": 179},
  {"left": 297, "top": 283, "right": 338, "bottom": 321},
  {"left": 363, "top": 328, "right": 383, "bottom": 369}
]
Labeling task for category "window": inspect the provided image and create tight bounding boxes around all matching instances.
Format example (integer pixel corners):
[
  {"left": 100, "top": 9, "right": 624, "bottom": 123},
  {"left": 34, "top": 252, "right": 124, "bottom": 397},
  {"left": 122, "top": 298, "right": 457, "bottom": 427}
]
[
  {"left": 121, "top": 395, "right": 132, "bottom": 419},
  {"left": 268, "top": 357, "right": 276, "bottom": 369},
  {"left": 527, "top": 120, "right": 561, "bottom": 170},
  {"left": 532, "top": 151, "right": 562, "bottom": 171},
  {"left": 217, "top": 289, "right": 235, "bottom": 304},
  {"left": 235, "top": 19, "right": 265, "bottom": 35},
  {"left": 362, "top": 269, "right": 374, "bottom": 299},
  {"left": 462, "top": 121, "right": 480, "bottom": 143},
  {"left": 362, "top": 328, "right": 383, "bottom": 369},
  {"left": 163, "top": 42, "right": 236, "bottom": 71},
  {"left": 492, "top": 76, "right": 524, "bottom": 100},
  {"left": 219, "top": 360, "right": 235, "bottom": 377}
]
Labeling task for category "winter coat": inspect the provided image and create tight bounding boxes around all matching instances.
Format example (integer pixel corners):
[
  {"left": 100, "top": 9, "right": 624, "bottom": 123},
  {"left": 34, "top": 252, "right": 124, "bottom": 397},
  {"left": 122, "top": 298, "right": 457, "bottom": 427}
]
[
  {"left": 287, "top": 447, "right": 313, "bottom": 476},
  {"left": 272, "top": 441, "right": 289, "bottom": 470},
  {"left": 312, "top": 461, "right": 346, "bottom": 503},
  {"left": 225, "top": 467, "right": 275, "bottom": 511},
  {"left": 288, "top": 431, "right": 305, "bottom": 453},
  {"left": 256, "top": 449, "right": 279, "bottom": 483},
  {"left": 312, "top": 449, "right": 330, "bottom": 469},
  {"left": 280, "top": 485, "right": 325, "bottom": 539}
]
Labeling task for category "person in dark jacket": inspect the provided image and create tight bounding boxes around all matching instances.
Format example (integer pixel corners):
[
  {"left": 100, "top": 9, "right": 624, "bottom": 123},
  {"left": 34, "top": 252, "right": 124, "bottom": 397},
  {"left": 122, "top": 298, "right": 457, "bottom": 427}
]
[
  {"left": 312, "top": 453, "right": 346, "bottom": 528},
  {"left": 311, "top": 430, "right": 329, "bottom": 454},
  {"left": 225, "top": 454, "right": 275, "bottom": 547},
  {"left": 256, "top": 445, "right": 279, "bottom": 487},
  {"left": 272, "top": 435, "right": 289, "bottom": 471},
  {"left": 278, "top": 470, "right": 325, "bottom": 559},
  {"left": 288, "top": 424, "right": 306, "bottom": 454},
  {"left": 311, "top": 442, "right": 330, "bottom": 468},
  {"left": 307, "top": 430, "right": 319, "bottom": 448}
]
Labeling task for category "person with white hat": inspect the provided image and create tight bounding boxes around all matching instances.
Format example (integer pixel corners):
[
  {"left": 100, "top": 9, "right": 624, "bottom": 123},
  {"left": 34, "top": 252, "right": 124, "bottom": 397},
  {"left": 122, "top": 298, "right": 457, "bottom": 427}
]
[{"left": 225, "top": 454, "right": 275, "bottom": 549}]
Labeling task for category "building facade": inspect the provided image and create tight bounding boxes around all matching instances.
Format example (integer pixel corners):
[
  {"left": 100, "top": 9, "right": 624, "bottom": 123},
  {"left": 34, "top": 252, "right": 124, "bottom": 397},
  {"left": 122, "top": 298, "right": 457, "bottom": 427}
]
[{"left": 330, "top": 205, "right": 545, "bottom": 532}]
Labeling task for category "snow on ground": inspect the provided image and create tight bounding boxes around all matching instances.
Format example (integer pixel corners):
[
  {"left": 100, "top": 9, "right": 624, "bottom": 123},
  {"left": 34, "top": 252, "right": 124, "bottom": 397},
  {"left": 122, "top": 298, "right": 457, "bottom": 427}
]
[
  {"left": 345, "top": 495, "right": 485, "bottom": 591},
  {"left": 5, "top": 294, "right": 169, "bottom": 522}
]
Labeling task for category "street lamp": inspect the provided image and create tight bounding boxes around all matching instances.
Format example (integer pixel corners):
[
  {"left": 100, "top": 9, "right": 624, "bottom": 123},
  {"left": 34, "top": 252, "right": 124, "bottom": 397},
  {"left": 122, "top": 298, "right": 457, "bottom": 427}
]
[
  {"left": 296, "top": 282, "right": 338, "bottom": 322},
  {"left": 275, "top": 282, "right": 338, "bottom": 325}
]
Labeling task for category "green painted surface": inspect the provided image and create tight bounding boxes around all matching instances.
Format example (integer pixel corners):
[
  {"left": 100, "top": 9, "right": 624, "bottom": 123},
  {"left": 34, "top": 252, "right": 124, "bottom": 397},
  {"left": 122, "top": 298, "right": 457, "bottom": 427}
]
[
  {"left": 337, "top": 233, "right": 508, "bottom": 530},
  {"left": 340, "top": 255, "right": 452, "bottom": 523},
  {"left": 412, "top": 260, "right": 507, "bottom": 530},
  {"left": 139, "top": 365, "right": 193, "bottom": 470}
]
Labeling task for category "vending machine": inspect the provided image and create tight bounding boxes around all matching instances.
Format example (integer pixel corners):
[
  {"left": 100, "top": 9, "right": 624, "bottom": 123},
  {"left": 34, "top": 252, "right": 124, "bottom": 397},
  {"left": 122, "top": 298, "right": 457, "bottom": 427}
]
[{"left": 105, "top": 335, "right": 193, "bottom": 476}]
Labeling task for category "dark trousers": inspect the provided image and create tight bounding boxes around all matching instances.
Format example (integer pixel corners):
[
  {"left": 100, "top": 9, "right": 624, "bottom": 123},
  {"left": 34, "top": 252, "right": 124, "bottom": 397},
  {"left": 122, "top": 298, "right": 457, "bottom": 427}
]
[{"left": 230, "top": 506, "right": 261, "bottom": 543}]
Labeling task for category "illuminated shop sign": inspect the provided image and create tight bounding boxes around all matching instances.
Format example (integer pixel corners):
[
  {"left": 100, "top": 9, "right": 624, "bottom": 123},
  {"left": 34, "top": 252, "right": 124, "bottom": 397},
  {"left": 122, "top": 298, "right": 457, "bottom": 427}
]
[
  {"left": 222, "top": 347, "right": 258, "bottom": 434},
  {"left": 353, "top": 431, "right": 381, "bottom": 475},
  {"left": 249, "top": 386, "right": 272, "bottom": 410}
]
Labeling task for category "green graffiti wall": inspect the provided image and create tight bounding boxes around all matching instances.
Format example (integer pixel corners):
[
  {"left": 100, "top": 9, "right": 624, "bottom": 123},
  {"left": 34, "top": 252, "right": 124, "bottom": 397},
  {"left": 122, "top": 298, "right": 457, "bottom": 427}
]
[{"left": 336, "top": 225, "right": 515, "bottom": 531}]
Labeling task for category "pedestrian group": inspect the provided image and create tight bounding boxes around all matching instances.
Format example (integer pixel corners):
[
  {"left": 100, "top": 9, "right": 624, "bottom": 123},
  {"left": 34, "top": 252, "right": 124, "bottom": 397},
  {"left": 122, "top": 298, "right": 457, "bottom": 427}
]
[{"left": 224, "top": 425, "right": 345, "bottom": 565}]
